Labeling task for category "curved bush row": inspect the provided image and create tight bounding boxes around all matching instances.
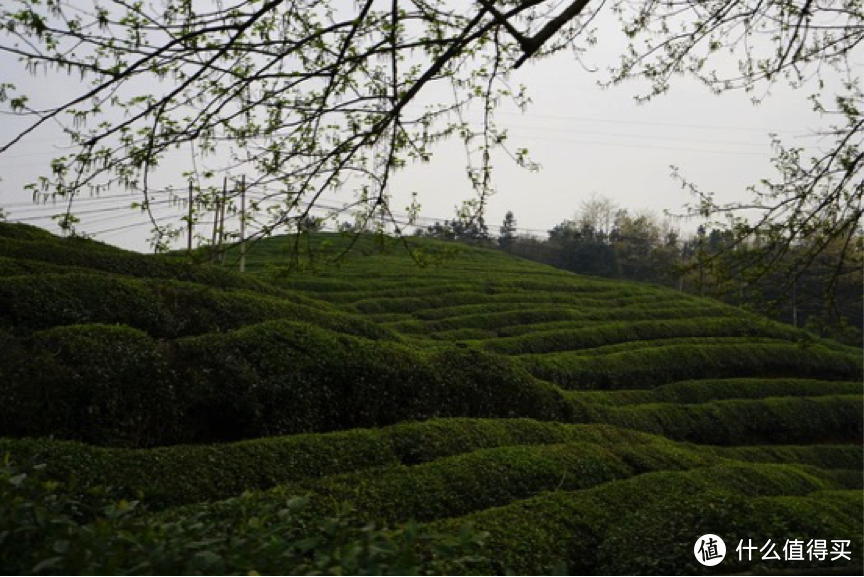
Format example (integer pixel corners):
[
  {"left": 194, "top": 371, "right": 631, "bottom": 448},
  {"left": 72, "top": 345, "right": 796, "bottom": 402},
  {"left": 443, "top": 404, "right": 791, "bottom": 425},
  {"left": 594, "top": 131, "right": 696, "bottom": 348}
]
[
  {"left": 522, "top": 341, "right": 863, "bottom": 389},
  {"left": 0, "top": 227, "right": 286, "bottom": 296},
  {"left": 379, "top": 306, "right": 673, "bottom": 337},
  {"left": 315, "top": 282, "right": 511, "bottom": 303},
  {"left": 0, "top": 221, "right": 59, "bottom": 242},
  {"left": 0, "top": 255, "right": 95, "bottom": 278},
  {"left": 584, "top": 395, "right": 863, "bottom": 445},
  {"left": 0, "top": 420, "right": 659, "bottom": 509},
  {"left": 338, "top": 284, "right": 672, "bottom": 308},
  {"left": 348, "top": 287, "right": 681, "bottom": 315},
  {"left": 570, "top": 378, "right": 862, "bottom": 405},
  {"left": 485, "top": 317, "right": 845, "bottom": 355},
  {"left": 266, "top": 442, "right": 722, "bottom": 524},
  {"left": 436, "top": 464, "right": 862, "bottom": 575},
  {"left": 414, "top": 295, "right": 728, "bottom": 329},
  {"left": 525, "top": 334, "right": 794, "bottom": 357},
  {"left": 712, "top": 444, "right": 863, "bottom": 471},
  {"left": 0, "top": 321, "right": 573, "bottom": 446},
  {"left": 0, "top": 272, "right": 391, "bottom": 340},
  {"left": 418, "top": 306, "right": 724, "bottom": 337},
  {"left": 406, "top": 292, "right": 689, "bottom": 320},
  {"left": 492, "top": 305, "right": 739, "bottom": 337}
]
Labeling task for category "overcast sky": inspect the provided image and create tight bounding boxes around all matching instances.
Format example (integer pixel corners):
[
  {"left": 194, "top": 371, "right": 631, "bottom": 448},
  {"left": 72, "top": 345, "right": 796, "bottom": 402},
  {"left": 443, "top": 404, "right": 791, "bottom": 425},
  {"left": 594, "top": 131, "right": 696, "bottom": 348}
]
[{"left": 0, "top": 4, "right": 841, "bottom": 252}]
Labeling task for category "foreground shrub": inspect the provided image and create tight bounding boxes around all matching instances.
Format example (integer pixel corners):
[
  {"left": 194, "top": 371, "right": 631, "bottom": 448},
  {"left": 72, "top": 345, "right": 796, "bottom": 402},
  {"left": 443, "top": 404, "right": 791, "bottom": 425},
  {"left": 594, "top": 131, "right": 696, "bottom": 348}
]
[{"left": 0, "top": 458, "right": 490, "bottom": 576}]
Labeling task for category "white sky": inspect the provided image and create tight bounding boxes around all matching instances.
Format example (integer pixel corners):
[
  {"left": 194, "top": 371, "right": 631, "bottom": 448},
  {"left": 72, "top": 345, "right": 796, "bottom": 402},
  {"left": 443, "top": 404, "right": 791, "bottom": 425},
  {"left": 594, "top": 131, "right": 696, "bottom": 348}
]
[{"left": 0, "top": 3, "right": 842, "bottom": 252}]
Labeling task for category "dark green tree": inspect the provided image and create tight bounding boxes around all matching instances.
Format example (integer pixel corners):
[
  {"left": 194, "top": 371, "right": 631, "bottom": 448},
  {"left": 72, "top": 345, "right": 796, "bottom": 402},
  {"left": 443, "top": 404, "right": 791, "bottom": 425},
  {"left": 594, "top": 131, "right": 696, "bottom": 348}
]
[{"left": 499, "top": 211, "right": 517, "bottom": 252}]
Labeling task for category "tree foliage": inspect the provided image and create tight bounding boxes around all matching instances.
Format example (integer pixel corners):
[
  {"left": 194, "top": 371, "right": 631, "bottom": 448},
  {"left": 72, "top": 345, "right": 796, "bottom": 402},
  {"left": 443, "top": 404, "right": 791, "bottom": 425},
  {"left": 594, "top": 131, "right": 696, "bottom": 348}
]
[
  {"left": 0, "top": 0, "right": 860, "bottom": 289},
  {"left": 499, "top": 210, "right": 517, "bottom": 251}
]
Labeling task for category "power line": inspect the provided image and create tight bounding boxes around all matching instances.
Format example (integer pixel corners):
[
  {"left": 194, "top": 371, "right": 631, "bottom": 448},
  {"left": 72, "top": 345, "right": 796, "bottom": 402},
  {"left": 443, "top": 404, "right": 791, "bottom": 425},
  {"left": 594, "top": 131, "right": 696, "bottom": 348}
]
[
  {"left": 1, "top": 189, "right": 174, "bottom": 210},
  {"left": 492, "top": 110, "right": 807, "bottom": 134},
  {"left": 514, "top": 133, "right": 771, "bottom": 157},
  {"left": 8, "top": 198, "right": 177, "bottom": 222},
  {"left": 491, "top": 124, "right": 775, "bottom": 148}
]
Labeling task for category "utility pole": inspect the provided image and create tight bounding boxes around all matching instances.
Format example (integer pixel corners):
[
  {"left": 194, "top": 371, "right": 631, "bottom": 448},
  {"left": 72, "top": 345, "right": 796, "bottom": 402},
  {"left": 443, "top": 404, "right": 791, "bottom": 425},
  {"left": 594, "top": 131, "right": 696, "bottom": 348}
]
[
  {"left": 792, "top": 278, "right": 798, "bottom": 328},
  {"left": 187, "top": 180, "right": 194, "bottom": 253},
  {"left": 697, "top": 225, "right": 706, "bottom": 298},
  {"left": 239, "top": 174, "right": 247, "bottom": 273},
  {"left": 217, "top": 177, "right": 228, "bottom": 263},
  {"left": 211, "top": 177, "right": 226, "bottom": 263}
]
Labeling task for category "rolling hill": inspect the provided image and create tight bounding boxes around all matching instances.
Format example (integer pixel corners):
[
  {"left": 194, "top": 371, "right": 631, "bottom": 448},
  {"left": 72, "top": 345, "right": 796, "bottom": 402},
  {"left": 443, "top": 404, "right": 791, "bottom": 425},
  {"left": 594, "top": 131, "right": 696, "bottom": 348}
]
[{"left": 0, "top": 223, "right": 861, "bottom": 574}]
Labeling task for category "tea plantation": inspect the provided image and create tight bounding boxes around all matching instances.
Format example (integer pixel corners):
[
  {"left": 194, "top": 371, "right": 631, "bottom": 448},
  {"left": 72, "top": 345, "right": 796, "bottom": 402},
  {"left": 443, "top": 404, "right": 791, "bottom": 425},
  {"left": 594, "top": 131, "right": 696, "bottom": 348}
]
[{"left": 0, "top": 222, "right": 861, "bottom": 574}]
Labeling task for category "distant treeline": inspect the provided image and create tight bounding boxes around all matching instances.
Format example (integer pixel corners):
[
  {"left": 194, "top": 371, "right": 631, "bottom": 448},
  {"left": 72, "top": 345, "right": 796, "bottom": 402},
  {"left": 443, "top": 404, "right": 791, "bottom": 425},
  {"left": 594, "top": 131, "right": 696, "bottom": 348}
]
[{"left": 415, "top": 201, "right": 862, "bottom": 346}]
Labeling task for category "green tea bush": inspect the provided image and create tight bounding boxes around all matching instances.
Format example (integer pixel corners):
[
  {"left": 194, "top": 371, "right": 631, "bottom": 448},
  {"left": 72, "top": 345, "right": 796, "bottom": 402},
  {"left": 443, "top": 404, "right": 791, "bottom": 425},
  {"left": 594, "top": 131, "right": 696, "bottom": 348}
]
[
  {"left": 0, "top": 420, "right": 659, "bottom": 509},
  {"left": 409, "top": 292, "right": 690, "bottom": 321},
  {"left": 0, "top": 229, "right": 286, "bottom": 296},
  {"left": 523, "top": 342, "right": 863, "bottom": 389},
  {"left": 0, "top": 272, "right": 391, "bottom": 340},
  {"left": 269, "top": 441, "right": 716, "bottom": 523},
  {"left": 0, "top": 324, "right": 180, "bottom": 447},
  {"left": 439, "top": 464, "right": 860, "bottom": 574},
  {"left": 173, "top": 320, "right": 423, "bottom": 439},
  {"left": 0, "top": 458, "right": 490, "bottom": 576},
  {"left": 0, "top": 309, "right": 575, "bottom": 446},
  {"left": 591, "top": 395, "right": 863, "bottom": 445},
  {"left": 595, "top": 488, "right": 863, "bottom": 575},
  {"left": 493, "top": 305, "right": 739, "bottom": 337},
  {"left": 653, "top": 378, "right": 862, "bottom": 402},
  {"left": 712, "top": 445, "right": 863, "bottom": 470},
  {"left": 0, "top": 222, "right": 57, "bottom": 241},
  {"left": 427, "top": 347, "right": 574, "bottom": 422},
  {"left": 0, "top": 256, "right": 94, "bottom": 278},
  {"left": 570, "top": 378, "right": 862, "bottom": 405},
  {"left": 484, "top": 318, "right": 829, "bottom": 355}
]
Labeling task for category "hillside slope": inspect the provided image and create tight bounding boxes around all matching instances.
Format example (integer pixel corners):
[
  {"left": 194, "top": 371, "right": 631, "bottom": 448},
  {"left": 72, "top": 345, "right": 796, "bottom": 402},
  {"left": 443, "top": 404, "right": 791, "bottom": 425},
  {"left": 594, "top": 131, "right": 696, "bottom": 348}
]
[{"left": 0, "top": 224, "right": 861, "bottom": 574}]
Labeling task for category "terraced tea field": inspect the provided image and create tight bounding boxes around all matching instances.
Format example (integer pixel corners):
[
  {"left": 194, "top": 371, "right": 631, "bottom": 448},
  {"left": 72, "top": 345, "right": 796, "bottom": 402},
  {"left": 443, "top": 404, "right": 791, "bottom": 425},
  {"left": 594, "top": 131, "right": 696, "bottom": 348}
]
[{"left": 0, "top": 224, "right": 861, "bottom": 574}]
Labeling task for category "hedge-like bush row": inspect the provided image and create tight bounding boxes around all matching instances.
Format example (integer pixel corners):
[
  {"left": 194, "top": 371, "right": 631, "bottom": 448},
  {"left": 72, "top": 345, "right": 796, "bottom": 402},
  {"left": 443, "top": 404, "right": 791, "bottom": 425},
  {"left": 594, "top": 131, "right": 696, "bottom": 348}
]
[
  {"left": 394, "top": 292, "right": 687, "bottom": 320},
  {"left": 265, "top": 442, "right": 719, "bottom": 524},
  {"left": 348, "top": 287, "right": 683, "bottom": 315},
  {"left": 0, "top": 321, "right": 575, "bottom": 446},
  {"left": 586, "top": 395, "right": 863, "bottom": 445},
  {"left": 436, "top": 464, "right": 862, "bottom": 574},
  {"left": 0, "top": 221, "right": 58, "bottom": 242},
  {"left": 0, "top": 324, "right": 180, "bottom": 447},
  {"left": 414, "top": 295, "right": 728, "bottom": 329},
  {"left": 429, "top": 328, "right": 496, "bottom": 341},
  {"left": 332, "top": 285, "right": 672, "bottom": 308},
  {"left": 485, "top": 317, "right": 846, "bottom": 355},
  {"left": 0, "top": 272, "right": 392, "bottom": 340},
  {"left": 570, "top": 378, "right": 862, "bottom": 405},
  {"left": 0, "top": 420, "right": 659, "bottom": 509},
  {"left": 492, "top": 305, "right": 738, "bottom": 337},
  {"left": 712, "top": 444, "right": 863, "bottom": 471},
  {"left": 0, "top": 255, "right": 95, "bottom": 278},
  {"left": 373, "top": 301, "right": 736, "bottom": 339},
  {"left": 0, "top": 227, "right": 286, "bottom": 296},
  {"left": 522, "top": 341, "right": 863, "bottom": 389}
]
